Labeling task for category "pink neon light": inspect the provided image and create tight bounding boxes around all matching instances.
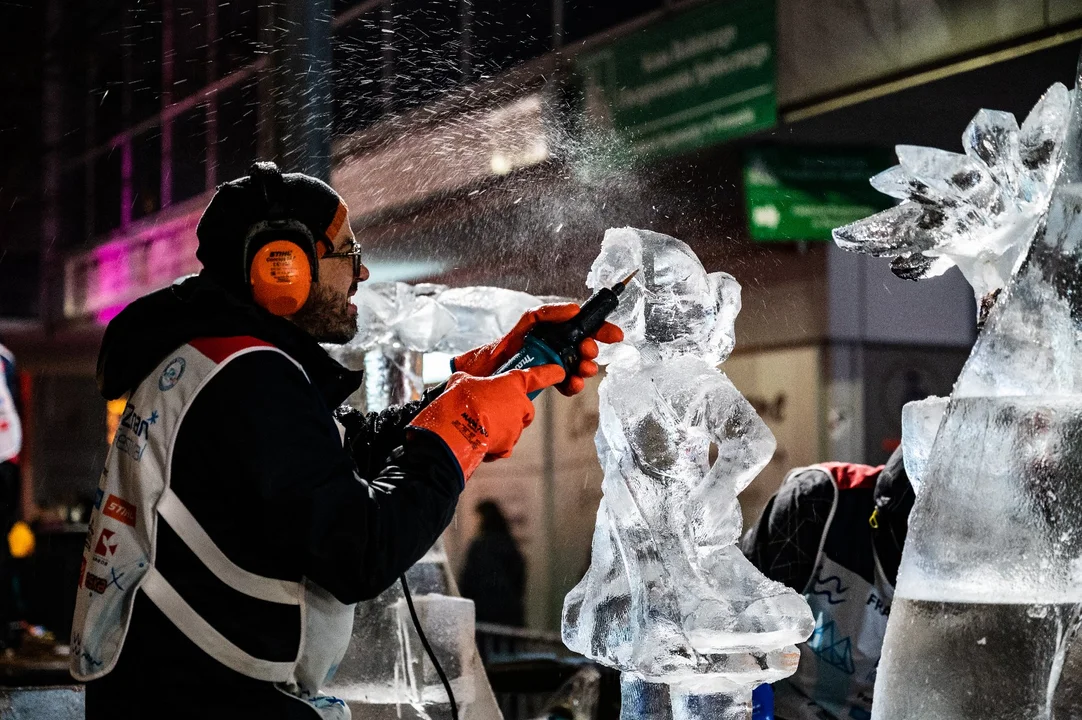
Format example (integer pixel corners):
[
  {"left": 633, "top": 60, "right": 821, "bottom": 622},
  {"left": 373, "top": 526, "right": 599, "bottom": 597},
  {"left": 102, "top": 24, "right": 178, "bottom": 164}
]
[{"left": 95, "top": 303, "right": 127, "bottom": 326}]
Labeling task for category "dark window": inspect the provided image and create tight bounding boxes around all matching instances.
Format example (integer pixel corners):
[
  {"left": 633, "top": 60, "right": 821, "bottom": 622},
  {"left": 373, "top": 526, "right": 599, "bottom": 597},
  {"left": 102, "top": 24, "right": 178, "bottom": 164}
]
[
  {"left": 563, "top": 0, "right": 664, "bottom": 43},
  {"left": 93, "top": 44, "right": 125, "bottom": 144},
  {"left": 173, "top": 105, "right": 207, "bottom": 203},
  {"left": 93, "top": 149, "right": 123, "bottom": 235},
  {"left": 0, "top": 252, "right": 40, "bottom": 319},
  {"left": 332, "top": 12, "right": 385, "bottom": 134},
  {"left": 132, "top": 128, "right": 163, "bottom": 220},
  {"left": 129, "top": 0, "right": 163, "bottom": 122},
  {"left": 58, "top": 8, "right": 91, "bottom": 159},
  {"left": 390, "top": 0, "right": 461, "bottom": 110},
  {"left": 173, "top": 0, "right": 209, "bottom": 101},
  {"left": 217, "top": 0, "right": 261, "bottom": 67},
  {"left": 216, "top": 79, "right": 259, "bottom": 182},
  {"left": 86, "top": 1, "right": 126, "bottom": 143},
  {"left": 469, "top": 0, "right": 551, "bottom": 76},
  {"left": 59, "top": 169, "right": 87, "bottom": 249}
]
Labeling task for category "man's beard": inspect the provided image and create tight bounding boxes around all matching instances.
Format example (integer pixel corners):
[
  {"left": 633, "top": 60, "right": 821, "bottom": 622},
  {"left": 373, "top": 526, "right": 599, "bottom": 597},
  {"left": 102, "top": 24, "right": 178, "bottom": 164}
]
[{"left": 291, "top": 282, "right": 357, "bottom": 344}]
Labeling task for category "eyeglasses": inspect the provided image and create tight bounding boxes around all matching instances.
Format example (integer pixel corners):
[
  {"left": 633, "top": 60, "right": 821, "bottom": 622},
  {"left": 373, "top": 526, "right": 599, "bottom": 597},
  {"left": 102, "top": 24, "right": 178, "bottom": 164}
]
[{"left": 322, "top": 237, "right": 364, "bottom": 278}]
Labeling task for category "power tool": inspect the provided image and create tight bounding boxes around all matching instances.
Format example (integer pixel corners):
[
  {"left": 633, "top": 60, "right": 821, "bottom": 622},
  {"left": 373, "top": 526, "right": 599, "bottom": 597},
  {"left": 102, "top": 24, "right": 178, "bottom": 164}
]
[{"left": 496, "top": 270, "right": 638, "bottom": 399}]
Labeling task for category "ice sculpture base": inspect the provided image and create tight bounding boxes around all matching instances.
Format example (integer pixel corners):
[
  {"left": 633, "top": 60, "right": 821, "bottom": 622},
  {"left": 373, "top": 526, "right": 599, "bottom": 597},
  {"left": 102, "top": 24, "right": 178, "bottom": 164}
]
[
  {"left": 873, "top": 598, "right": 1082, "bottom": 719},
  {"left": 619, "top": 674, "right": 753, "bottom": 720}
]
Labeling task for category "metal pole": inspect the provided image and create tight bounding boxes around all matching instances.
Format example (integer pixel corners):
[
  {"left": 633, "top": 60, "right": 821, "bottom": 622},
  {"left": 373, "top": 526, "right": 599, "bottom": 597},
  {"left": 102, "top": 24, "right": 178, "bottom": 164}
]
[
  {"left": 160, "top": 0, "right": 174, "bottom": 207},
  {"left": 41, "top": 0, "right": 62, "bottom": 330},
  {"left": 257, "top": 2, "right": 277, "bottom": 160},
  {"left": 120, "top": 1, "right": 134, "bottom": 228},
  {"left": 278, "top": 0, "right": 334, "bottom": 179},
  {"left": 459, "top": 0, "right": 472, "bottom": 83},
  {"left": 205, "top": 0, "right": 219, "bottom": 189},
  {"left": 381, "top": 0, "right": 395, "bottom": 113}
]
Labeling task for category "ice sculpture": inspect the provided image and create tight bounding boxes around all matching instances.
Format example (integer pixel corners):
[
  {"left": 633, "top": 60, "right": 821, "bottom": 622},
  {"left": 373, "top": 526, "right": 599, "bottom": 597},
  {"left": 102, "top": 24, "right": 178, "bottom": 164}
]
[
  {"left": 834, "top": 82, "right": 1072, "bottom": 319},
  {"left": 830, "top": 69, "right": 1082, "bottom": 718},
  {"left": 562, "top": 228, "right": 814, "bottom": 719},
  {"left": 322, "top": 281, "right": 551, "bottom": 720}
]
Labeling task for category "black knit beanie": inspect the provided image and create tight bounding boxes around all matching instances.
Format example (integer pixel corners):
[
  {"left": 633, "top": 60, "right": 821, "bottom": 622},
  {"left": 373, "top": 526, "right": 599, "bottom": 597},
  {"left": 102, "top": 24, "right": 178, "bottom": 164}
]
[{"left": 195, "top": 162, "right": 347, "bottom": 295}]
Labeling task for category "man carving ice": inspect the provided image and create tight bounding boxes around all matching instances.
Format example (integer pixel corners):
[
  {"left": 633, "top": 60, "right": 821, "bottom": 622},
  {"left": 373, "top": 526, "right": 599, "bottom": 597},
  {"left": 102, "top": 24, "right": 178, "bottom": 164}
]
[{"left": 72, "top": 162, "right": 620, "bottom": 719}]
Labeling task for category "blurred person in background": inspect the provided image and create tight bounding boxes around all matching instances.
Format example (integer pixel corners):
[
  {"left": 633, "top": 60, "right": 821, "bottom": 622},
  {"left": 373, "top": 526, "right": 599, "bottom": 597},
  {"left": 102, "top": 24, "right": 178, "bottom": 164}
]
[
  {"left": 72, "top": 162, "right": 620, "bottom": 719},
  {"left": 460, "top": 500, "right": 526, "bottom": 627},
  {"left": 742, "top": 447, "right": 913, "bottom": 720},
  {"left": 0, "top": 342, "right": 28, "bottom": 650}
]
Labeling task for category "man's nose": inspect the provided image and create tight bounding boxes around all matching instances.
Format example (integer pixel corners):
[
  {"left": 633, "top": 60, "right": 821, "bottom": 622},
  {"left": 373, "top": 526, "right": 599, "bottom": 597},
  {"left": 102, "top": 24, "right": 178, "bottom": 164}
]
[{"left": 357, "top": 263, "right": 370, "bottom": 282}]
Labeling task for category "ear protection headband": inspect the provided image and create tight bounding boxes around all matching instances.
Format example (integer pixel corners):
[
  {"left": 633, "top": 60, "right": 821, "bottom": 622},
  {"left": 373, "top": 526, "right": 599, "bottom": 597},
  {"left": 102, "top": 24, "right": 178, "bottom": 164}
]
[{"left": 243, "top": 162, "right": 327, "bottom": 316}]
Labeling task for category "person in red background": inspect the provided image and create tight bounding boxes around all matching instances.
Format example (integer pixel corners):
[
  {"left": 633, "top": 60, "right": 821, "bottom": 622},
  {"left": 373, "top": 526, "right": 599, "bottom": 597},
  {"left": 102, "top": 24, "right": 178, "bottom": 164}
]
[
  {"left": 742, "top": 448, "right": 914, "bottom": 720},
  {"left": 0, "top": 342, "right": 24, "bottom": 649}
]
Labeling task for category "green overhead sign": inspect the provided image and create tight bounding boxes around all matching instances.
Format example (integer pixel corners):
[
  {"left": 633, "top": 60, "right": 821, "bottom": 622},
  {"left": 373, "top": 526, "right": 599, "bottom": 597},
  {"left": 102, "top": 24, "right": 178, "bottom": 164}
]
[
  {"left": 744, "top": 147, "right": 895, "bottom": 242},
  {"left": 577, "top": 0, "right": 776, "bottom": 158}
]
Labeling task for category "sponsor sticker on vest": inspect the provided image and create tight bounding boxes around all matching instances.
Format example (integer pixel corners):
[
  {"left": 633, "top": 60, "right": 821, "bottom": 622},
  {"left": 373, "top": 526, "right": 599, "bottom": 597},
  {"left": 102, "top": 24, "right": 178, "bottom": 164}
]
[
  {"left": 102, "top": 495, "right": 136, "bottom": 526},
  {"left": 116, "top": 404, "right": 158, "bottom": 462},
  {"left": 93, "top": 528, "right": 119, "bottom": 566},
  {"left": 159, "top": 357, "right": 186, "bottom": 391}
]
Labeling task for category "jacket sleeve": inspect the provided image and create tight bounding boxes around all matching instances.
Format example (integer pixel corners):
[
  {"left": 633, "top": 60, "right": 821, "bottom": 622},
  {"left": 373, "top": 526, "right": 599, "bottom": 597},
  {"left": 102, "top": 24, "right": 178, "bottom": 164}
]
[
  {"left": 173, "top": 353, "right": 461, "bottom": 606},
  {"left": 333, "top": 382, "right": 447, "bottom": 482},
  {"left": 740, "top": 468, "right": 835, "bottom": 594}
]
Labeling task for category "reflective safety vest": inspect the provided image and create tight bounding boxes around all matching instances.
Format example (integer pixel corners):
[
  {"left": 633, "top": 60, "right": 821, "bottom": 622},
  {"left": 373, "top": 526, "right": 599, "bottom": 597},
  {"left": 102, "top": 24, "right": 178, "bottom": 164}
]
[
  {"left": 772, "top": 465, "right": 895, "bottom": 720},
  {"left": 71, "top": 336, "right": 353, "bottom": 718}
]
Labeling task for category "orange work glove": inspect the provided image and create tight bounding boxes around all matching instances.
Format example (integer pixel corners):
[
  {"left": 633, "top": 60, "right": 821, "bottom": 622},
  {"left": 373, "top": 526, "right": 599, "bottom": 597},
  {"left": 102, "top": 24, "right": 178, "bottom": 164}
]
[
  {"left": 452, "top": 303, "right": 624, "bottom": 396},
  {"left": 408, "top": 365, "right": 566, "bottom": 481}
]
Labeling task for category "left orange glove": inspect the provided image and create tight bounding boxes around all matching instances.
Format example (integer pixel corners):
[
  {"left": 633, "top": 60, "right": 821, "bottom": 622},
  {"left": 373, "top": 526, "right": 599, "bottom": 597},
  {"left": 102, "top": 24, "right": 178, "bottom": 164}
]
[
  {"left": 409, "top": 365, "right": 566, "bottom": 482},
  {"left": 452, "top": 303, "right": 624, "bottom": 396}
]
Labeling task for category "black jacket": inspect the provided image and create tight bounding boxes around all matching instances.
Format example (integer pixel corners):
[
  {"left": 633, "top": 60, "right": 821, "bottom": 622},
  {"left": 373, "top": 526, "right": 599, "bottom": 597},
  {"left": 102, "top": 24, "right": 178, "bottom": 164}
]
[
  {"left": 740, "top": 448, "right": 912, "bottom": 593},
  {"left": 84, "top": 275, "right": 462, "bottom": 719}
]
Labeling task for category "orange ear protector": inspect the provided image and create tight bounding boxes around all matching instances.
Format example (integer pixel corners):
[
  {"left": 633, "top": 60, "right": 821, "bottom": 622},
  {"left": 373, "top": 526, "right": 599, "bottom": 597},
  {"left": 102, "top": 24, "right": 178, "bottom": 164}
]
[{"left": 243, "top": 164, "right": 328, "bottom": 316}]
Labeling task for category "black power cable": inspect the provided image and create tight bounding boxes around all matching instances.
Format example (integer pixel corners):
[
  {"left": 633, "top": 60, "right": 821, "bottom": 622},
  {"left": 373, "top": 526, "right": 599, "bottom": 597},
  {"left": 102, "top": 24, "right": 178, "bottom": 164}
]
[{"left": 399, "top": 575, "right": 459, "bottom": 720}]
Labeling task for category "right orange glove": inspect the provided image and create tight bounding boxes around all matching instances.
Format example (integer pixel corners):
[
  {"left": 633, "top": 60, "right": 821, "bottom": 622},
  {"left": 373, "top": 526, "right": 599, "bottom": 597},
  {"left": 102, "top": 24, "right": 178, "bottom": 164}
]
[
  {"left": 408, "top": 365, "right": 566, "bottom": 482},
  {"left": 452, "top": 303, "right": 624, "bottom": 396}
]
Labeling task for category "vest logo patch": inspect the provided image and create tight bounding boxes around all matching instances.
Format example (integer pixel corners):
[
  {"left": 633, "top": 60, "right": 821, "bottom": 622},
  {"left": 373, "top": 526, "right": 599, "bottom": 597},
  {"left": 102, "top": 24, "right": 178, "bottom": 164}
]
[
  {"left": 116, "top": 404, "right": 158, "bottom": 462},
  {"left": 84, "top": 567, "right": 126, "bottom": 595},
  {"left": 810, "top": 571, "right": 849, "bottom": 605},
  {"left": 159, "top": 357, "right": 186, "bottom": 391},
  {"left": 93, "top": 528, "right": 118, "bottom": 562},
  {"left": 807, "top": 618, "right": 856, "bottom": 675},
  {"left": 85, "top": 572, "right": 108, "bottom": 594},
  {"left": 866, "top": 590, "right": 890, "bottom": 616},
  {"left": 103, "top": 495, "right": 136, "bottom": 527}
]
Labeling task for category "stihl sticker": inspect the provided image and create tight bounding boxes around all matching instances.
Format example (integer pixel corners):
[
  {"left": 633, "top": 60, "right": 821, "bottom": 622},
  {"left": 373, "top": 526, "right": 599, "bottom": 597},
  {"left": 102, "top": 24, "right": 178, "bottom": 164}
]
[{"left": 103, "top": 495, "right": 136, "bottom": 526}]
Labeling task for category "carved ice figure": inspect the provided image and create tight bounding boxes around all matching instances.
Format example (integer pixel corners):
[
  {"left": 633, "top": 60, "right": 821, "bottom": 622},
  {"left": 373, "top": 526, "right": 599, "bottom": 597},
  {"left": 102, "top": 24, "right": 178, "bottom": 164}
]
[
  {"left": 562, "top": 228, "right": 814, "bottom": 720},
  {"left": 830, "top": 67, "right": 1082, "bottom": 719},
  {"left": 833, "top": 82, "right": 1072, "bottom": 318}
]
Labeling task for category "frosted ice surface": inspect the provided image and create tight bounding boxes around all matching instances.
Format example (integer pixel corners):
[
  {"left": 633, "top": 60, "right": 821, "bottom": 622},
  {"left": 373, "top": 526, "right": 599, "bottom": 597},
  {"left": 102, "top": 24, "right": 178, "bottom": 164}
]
[
  {"left": 834, "top": 83, "right": 1072, "bottom": 309},
  {"left": 348, "top": 282, "right": 545, "bottom": 355},
  {"left": 899, "top": 396, "right": 947, "bottom": 497},
  {"left": 586, "top": 227, "right": 740, "bottom": 366},
  {"left": 564, "top": 228, "right": 812, "bottom": 718},
  {"left": 430, "top": 286, "right": 544, "bottom": 354}
]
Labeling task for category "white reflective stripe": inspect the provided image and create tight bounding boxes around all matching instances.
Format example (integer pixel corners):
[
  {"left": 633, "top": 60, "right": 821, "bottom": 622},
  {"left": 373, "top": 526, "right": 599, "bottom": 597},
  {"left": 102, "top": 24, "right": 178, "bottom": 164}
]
[
  {"left": 142, "top": 566, "right": 296, "bottom": 683},
  {"left": 157, "top": 488, "right": 301, "bottom": 605}
]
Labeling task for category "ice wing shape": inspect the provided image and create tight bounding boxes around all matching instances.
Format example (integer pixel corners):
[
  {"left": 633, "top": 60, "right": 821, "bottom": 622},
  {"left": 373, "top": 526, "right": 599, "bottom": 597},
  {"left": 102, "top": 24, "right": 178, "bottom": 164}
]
[{"left": 833, "top": 83, "right": 1072, "bottom": 311}]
